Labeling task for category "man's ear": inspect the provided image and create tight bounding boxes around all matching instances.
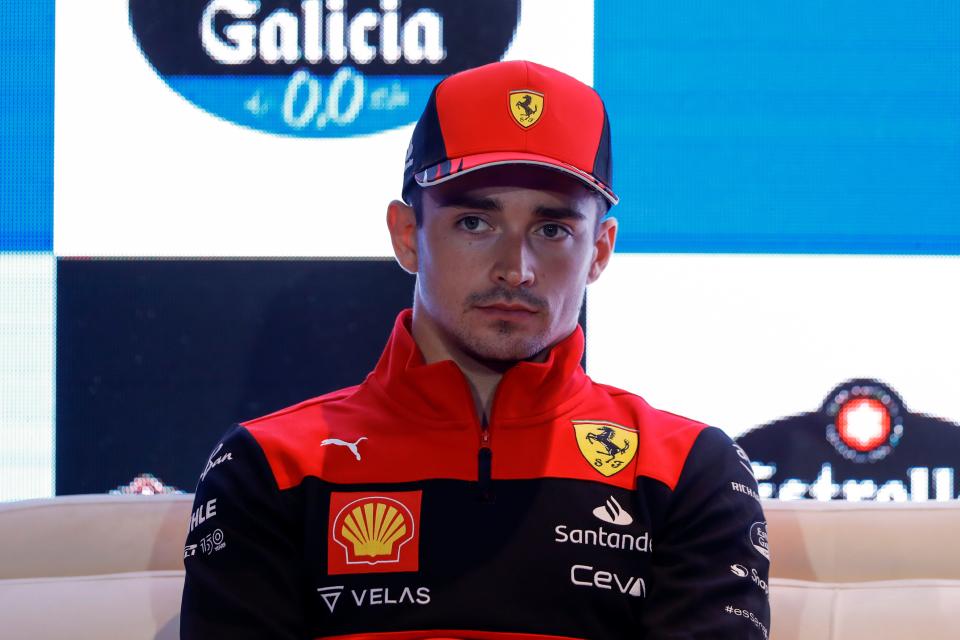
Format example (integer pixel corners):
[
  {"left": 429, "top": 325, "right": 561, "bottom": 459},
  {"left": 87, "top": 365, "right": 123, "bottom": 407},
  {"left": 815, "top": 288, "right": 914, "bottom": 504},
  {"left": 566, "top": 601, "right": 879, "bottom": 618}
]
[
  {"left": 587, "top": 216, "right": 618, "bottom": 284},
  {"left": 387, "top": 199, "right": 419, "bottom": 274}
]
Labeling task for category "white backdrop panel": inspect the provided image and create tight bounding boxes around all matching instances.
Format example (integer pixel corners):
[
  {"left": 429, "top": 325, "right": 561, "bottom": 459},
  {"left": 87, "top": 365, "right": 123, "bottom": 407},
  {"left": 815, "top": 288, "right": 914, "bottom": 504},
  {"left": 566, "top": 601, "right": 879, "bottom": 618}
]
[
  {"left": 586, "top": 254, "right": 960, "bottom": 438},
  {"left": 0, "top": 254, "right": 55, "bottom": 501}
]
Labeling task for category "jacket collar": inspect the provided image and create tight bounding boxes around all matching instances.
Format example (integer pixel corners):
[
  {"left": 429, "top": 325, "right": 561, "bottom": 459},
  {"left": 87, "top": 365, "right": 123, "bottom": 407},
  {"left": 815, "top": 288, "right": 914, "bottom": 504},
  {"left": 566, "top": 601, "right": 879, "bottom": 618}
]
[{"left": 368, "top": 309, "right": 589, "bottom": 426}]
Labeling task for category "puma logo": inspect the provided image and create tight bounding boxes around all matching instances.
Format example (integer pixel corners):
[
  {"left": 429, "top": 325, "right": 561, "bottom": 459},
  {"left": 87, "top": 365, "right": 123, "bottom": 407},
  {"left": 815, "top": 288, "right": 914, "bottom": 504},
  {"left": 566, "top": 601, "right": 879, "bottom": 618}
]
[{"left": 320, "top": 437, "right": 368, "bottom": 461}]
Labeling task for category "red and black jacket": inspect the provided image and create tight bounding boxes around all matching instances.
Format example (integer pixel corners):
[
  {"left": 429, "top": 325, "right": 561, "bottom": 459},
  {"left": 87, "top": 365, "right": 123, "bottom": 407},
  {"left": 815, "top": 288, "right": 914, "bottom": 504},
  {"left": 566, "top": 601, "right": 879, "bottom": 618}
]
[{"left": 181, "top": 310, "right": 771, "bottom": 639}]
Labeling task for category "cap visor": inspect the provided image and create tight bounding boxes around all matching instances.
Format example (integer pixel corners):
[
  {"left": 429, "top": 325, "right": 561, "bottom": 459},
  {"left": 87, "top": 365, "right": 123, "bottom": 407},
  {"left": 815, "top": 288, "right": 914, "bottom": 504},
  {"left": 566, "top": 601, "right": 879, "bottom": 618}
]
[{"left": 414, "top": 152, "right": 619, "bottom": 206}]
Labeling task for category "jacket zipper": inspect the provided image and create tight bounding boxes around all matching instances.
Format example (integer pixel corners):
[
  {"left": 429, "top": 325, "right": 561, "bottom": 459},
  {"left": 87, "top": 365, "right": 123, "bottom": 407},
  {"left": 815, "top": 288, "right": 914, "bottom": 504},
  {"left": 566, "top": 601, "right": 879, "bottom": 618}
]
[{"left": 478, "top": 415, "right": 494, "bottom": 502}]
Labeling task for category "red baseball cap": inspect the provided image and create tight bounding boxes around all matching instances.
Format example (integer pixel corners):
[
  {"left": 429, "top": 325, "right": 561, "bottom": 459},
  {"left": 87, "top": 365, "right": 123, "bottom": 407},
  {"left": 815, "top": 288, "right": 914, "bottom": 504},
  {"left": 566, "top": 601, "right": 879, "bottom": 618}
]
[{"left": 402, "top": 60, "right": 618, "bottom": 206}]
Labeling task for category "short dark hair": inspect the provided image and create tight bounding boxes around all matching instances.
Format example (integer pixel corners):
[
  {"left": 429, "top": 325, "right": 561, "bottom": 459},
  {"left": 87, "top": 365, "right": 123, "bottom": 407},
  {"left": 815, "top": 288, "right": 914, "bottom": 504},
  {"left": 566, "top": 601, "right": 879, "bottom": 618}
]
[{"left": 405, "top": 183, "right": 610, "bottom": 230}]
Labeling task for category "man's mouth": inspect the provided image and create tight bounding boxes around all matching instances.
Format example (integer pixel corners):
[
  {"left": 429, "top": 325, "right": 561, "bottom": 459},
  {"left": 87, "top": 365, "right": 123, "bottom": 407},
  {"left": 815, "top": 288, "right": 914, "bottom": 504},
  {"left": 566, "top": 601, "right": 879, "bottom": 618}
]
[{"left": 477, "top": 302, "right": 539, "bottom": 314}]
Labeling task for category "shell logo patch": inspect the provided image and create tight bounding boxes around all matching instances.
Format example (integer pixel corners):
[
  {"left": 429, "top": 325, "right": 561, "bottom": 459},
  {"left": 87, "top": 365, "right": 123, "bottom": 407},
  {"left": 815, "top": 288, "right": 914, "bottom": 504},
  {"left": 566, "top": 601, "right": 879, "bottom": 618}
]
[
  {"left": 328, "top": 491, "right": 421, "bottom": 575},
  {"left": 509, "top": 90, "right": 544, "bottom": 128},
  {"left": 573, "top": 421, "right": 639, "bottom": 477}
]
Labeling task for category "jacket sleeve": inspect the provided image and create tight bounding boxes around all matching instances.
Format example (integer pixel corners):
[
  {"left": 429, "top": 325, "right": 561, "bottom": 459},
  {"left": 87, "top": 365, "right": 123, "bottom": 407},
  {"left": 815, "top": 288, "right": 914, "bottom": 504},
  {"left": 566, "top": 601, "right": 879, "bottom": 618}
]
[
  {"left": 641, "top": 426, "right": 772, "bottom": 639},
  {"left": 180, "top": 424, "right": 308, "bottom": 639}
]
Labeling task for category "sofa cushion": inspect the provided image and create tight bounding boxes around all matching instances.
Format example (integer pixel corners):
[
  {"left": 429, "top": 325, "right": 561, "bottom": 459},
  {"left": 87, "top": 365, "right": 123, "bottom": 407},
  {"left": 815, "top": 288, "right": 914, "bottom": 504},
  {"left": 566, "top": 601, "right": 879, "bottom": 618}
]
[
  {"left": 0, "top": 494, "right": 193, "bottom": 579},
  {"left": 0, "top": 570, "right": 183, "bottom": 640},
  {"left": 764, "top": 500, "right": 960, "bottom": 582},
  {"left": 770, "top": 578, "right": 960, "bottom": 640}
]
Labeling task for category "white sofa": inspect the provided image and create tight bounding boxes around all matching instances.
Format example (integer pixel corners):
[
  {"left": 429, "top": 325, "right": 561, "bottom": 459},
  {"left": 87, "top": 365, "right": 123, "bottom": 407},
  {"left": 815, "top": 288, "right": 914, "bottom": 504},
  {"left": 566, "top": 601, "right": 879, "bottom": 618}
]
[
  {"left": 0, "top": 494, "right": 189, "bottom": 640},
  {"left": 762, "top": 500, "right": 960, "bottom": 639},
  {"left": 1, "top": 495, "right": 958, "bottom": 639}
]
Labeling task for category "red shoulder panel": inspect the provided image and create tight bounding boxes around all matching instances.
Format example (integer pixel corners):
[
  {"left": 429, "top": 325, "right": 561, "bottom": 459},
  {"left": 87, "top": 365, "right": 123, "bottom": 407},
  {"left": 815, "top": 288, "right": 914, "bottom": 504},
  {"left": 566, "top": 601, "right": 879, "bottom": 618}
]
[
  {"left": 241, "top": 380, "right": 706, "bottom": 493},
  {"left": 593, "top": 384, "right": 707, "bottom": 491},
  {"left": 241, "top": 385, "right": 479, "bottom": 490}
]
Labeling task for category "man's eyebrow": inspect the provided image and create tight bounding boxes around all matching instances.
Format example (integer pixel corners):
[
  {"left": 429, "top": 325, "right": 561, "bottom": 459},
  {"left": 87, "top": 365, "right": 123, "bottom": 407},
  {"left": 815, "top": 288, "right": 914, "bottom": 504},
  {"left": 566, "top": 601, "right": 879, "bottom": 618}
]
[
  {"left": 434, "top": 195, "right": 502, "bottom": 211},
  {"left": 534, "top": 205, "right": 587, "bottom": 222},
  {"left": 433, "top": 196, "right": 587, "bottom": 222}
]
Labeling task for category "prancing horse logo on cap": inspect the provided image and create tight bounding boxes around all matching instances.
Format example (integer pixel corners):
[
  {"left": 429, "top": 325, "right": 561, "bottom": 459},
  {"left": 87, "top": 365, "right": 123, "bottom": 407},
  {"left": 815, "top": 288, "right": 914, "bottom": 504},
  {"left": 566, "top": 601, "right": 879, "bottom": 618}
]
[{"left": 509, "top": 90, "right": 544, "bottom": 128}]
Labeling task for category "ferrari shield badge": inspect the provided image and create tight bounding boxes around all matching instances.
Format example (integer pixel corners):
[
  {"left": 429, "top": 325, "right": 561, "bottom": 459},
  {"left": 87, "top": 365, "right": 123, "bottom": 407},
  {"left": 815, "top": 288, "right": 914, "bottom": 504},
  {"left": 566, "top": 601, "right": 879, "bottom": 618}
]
[
  {"left": 509, "top": 90, "right": 544, "bottom": 128},
  {"left": 573, "top": 420, "right": 639, "bottom": 477}
]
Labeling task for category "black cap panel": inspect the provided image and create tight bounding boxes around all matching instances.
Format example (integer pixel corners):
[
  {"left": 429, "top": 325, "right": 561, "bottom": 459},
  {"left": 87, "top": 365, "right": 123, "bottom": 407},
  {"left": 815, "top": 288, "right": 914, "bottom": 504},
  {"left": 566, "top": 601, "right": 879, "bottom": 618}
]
[
  {"left": 592, "top": 106, "right": 613, "bottom": 190},
  {"left": 402, "top": 86, "right": 447, "bottom": 204}
]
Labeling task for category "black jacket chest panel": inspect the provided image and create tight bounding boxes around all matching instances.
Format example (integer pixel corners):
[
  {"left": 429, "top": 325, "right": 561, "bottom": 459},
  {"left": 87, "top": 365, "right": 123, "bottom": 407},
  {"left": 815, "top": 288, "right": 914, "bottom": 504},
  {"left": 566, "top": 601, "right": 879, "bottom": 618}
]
[{"left": 292, "top": 477, "right": 672, "bottom": 640}]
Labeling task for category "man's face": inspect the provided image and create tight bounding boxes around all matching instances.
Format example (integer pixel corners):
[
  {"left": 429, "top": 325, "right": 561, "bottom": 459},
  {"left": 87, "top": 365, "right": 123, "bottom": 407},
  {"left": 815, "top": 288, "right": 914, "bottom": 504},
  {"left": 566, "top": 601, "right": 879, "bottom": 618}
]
[{"left": 402, "top": 165, "right": 616, "bottom": 364}]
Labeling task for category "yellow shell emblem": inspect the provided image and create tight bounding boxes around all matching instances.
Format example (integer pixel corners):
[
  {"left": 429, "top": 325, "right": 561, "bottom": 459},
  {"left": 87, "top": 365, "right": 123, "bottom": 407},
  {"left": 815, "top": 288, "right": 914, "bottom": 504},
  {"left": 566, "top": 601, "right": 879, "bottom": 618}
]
[
  {"left": 509, "top": 90, "right": 544, "bottom": 128},
  {"left": 573, "top": 420, "right": 639, "bottom": 477},
  {"left": 338, "top": 500, "right": 410, "bottom": 558}
]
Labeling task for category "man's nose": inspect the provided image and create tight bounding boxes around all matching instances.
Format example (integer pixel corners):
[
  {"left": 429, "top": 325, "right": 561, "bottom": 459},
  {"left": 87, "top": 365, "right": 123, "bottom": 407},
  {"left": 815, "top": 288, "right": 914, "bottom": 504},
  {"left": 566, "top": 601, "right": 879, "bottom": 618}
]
[{"left": 492, "top": 233, "right": 536, "bottom": 288}]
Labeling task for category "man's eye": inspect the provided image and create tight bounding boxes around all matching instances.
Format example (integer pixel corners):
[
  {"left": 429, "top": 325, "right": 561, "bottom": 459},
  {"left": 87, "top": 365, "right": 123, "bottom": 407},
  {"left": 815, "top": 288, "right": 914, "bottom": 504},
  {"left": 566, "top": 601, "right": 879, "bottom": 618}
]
[
  {"left": 538, "top": 223, "right": 572, "bottom": 239},
  {"left": 458, "top": 216, "right": 490, "bottom": 232}
]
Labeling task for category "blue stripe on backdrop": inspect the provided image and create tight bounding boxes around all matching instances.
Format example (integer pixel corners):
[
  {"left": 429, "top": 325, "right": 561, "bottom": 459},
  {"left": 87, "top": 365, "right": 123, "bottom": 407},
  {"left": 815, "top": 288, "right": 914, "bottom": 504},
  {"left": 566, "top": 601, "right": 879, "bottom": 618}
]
[
  {"left": 0, "top": 2, "right": 54, "bottom": 251},
  {"left": 595, "top": 1, "right": 960, "bottom": 254}
]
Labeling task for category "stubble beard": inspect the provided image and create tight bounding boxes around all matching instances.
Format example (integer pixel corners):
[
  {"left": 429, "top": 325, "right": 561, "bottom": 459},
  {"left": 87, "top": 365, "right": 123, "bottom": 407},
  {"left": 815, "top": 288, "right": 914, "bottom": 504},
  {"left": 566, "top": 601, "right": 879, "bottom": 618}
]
[
  {"left": 452, "top": 286, "right": 555, "bottom": 363},
  {"left": 453, "top": 317, "right": 551, "bottom": 364}
]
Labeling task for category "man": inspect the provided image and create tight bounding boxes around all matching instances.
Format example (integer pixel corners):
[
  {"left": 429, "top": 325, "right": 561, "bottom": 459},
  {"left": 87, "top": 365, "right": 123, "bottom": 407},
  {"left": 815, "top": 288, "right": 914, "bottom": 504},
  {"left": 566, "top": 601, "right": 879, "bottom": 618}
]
[{"left": 181, "top": 60, "right": 771, "bottom": 639}]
